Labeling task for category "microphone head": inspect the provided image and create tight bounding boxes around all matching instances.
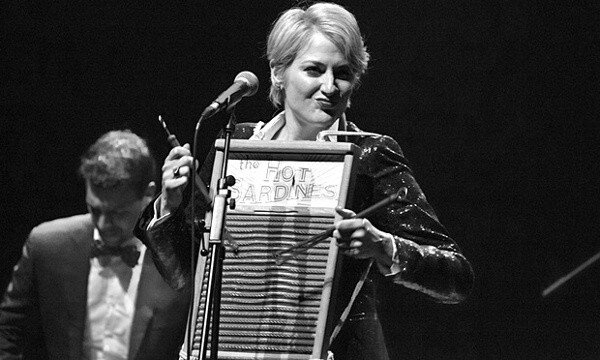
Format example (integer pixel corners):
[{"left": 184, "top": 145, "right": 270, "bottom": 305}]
[{"left": 234, "top": 71, "right": 259, "bottom": 97}]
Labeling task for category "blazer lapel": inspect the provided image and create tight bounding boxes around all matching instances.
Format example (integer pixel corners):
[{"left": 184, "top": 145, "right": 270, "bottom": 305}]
[{"left": 128, "top": 251, "right": 157, "bottom": 360}]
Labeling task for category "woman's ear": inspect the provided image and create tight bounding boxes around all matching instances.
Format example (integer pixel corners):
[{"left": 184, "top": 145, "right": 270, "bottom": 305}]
[{"left": 269, "top": 60, "right": 284, "bottom": 89}]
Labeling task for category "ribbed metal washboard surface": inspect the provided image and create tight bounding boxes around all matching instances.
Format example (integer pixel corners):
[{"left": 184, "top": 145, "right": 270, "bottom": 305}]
[{"left": 192, "top": 212, "right": 335, "bottom": 359}]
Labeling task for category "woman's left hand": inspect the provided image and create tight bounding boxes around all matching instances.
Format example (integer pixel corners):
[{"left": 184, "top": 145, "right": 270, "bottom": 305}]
[{"left": 333, "top": 207, "right": 394, "bottom": 266}]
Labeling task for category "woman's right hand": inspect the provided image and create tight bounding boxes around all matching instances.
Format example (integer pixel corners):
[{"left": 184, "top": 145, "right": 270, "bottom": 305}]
[{"left": 159, "top": 144, "right": 194, "bottom": 217}]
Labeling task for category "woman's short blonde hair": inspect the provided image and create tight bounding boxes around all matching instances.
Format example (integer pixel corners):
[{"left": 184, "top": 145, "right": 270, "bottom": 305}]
[{"left": 266, "top": 2, "right": 370, "bottom": 108}]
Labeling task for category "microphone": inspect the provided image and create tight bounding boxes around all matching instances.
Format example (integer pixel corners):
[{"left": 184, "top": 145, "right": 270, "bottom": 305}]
[{"left": 201, "top": 71, "right": 259, "bottom": 118}]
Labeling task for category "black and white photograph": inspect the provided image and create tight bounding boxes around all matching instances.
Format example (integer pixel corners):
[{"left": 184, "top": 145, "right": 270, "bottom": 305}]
[{"left": 1, "top": 1, "right": 597, "bottom": 359}]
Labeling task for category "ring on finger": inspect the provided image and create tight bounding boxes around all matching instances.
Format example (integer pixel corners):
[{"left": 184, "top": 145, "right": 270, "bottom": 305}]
[{"left": 346, "top": 248, "right": 360, "bottom": 256}]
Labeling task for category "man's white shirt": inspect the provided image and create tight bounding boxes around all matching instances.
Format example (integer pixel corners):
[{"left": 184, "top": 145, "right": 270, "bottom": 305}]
[{"left": 83, "top": 229, "right": 146, "bottom": 360}]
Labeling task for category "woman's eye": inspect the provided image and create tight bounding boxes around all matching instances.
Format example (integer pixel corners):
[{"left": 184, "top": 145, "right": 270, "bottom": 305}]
[
  {"left": 335, "top": 69, "right": 353, "bottom": 81},
  {"left": 305, "top": 67, "right": 321, "bottom": 75}
]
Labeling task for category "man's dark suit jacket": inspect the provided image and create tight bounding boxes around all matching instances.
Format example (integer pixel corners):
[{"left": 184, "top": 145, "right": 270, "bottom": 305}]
[{"left": 0, "top": 214, "right": 191, "bottom": 360}]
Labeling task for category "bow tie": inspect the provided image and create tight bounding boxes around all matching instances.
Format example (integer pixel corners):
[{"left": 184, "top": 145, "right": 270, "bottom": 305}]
[{"left": 90, "top": 244, "right": 140, "bottom": 268}]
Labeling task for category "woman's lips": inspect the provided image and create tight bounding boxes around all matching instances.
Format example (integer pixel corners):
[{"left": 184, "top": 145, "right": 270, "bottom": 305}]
[{"left": 316, "top": 99, "right": 336, "bottom": 109}]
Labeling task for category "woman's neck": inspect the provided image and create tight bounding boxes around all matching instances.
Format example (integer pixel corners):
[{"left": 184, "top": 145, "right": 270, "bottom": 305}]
[{"left": 274, "top": 113, "right": 335, "bottom": 141}]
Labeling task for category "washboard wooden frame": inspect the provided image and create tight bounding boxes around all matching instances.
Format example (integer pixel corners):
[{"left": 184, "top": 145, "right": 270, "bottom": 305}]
[{"left": 184, "top": 139, "right": 358, "bottom": 360}]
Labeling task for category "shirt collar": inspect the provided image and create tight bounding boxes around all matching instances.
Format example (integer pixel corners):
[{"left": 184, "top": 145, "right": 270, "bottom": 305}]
[{"left": 249, "top": 112, "right": 346, "bottom": 142}]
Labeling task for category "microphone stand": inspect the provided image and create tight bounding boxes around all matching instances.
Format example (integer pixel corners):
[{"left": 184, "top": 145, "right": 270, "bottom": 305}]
[{"left": 198, "top": 110, "right": 237, "bottom": 360}]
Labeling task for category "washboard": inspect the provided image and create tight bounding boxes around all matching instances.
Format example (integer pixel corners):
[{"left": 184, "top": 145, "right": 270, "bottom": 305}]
[{"left": 185, "top": 139, "right": 358, "bottom": 360}]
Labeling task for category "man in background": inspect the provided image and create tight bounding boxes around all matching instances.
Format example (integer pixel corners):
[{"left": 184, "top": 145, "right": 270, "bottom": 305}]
[{"left": 0, "top": 130, "right": 191, "bottom": 360}]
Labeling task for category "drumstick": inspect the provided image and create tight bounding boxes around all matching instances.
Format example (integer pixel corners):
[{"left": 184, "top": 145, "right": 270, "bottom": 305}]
[
  {"left": 274, "top": 186, "right": 408, "bottom": 264},
  {"left": 158, "top": 115, "right": 212, "bottom": 204}
]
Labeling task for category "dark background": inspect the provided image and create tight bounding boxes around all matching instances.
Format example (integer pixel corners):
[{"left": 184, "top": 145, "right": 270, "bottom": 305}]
[{"left": 1, "top": 1, "right": 598, "bottom": 359}]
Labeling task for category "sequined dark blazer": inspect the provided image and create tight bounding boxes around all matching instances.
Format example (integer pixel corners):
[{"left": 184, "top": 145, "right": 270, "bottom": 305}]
[{"left": 135, "top": 122, "right": 473, "bottom": 360}]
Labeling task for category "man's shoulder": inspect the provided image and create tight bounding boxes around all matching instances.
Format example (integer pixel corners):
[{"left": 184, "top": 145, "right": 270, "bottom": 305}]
[{"left": 30, "top": 214, "right": 92, "bottom": 240}]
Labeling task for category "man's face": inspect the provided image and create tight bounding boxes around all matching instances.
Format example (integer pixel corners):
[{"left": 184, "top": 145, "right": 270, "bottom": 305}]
[{"left": 85, "top": 182, "right": 150, "bottom": 247}]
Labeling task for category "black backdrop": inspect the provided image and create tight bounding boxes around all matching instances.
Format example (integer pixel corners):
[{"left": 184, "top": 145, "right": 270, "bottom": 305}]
[{"left": 1, "top": 1, "right": 598, "bottom": 359}]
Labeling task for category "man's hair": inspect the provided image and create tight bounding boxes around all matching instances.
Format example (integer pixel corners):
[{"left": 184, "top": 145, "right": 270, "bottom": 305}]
[
  {"left": 79, "top": 130, "right": 157, "bottom": 198},
  {"left": 266, "top": 2, "right": 370, "bottom": 108}
]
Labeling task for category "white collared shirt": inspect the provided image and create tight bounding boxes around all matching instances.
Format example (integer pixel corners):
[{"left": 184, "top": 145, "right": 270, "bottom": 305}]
[
  {"left": 83, "top": 229, "right": 146, "bottom": 360},
  {"left": 248, "top": 111, "right": 342, "bottom": 141}
]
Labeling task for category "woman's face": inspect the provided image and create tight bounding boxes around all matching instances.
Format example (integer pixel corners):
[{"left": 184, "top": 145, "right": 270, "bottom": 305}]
[{"left": 278, "top": 32, "right": 355, "bottom": 134}]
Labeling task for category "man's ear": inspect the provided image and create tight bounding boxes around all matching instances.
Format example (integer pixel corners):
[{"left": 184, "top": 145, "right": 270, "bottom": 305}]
[{"left": 144, "top": 181, "right": 156, "bottom": 200}]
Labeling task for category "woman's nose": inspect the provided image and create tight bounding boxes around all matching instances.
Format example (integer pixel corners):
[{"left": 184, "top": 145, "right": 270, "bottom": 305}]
[{"left": 320, "top": 72, "right": 337, "bottom": 96}]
